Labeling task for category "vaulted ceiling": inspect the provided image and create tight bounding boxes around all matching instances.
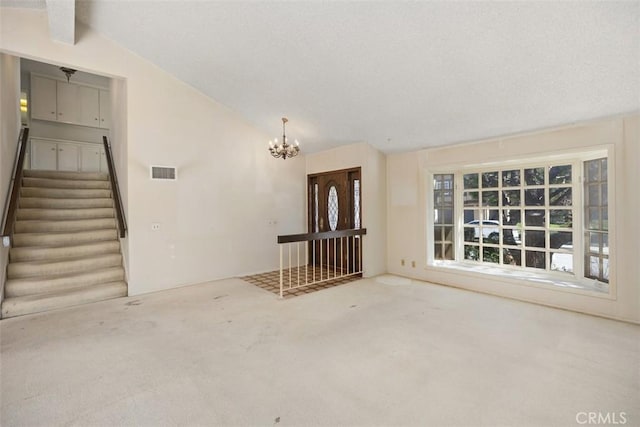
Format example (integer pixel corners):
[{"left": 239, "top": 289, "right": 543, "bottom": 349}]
[{"left": 7, "top": 1, "right": 640, "bottom": 153}]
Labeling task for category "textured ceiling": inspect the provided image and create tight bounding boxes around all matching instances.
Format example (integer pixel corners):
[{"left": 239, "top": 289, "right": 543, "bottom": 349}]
[{"left": 68, "top": 1, "right": 640, "bottom": 153}]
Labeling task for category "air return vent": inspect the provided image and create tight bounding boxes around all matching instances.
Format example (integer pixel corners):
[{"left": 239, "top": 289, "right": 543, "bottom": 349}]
[{"left": 150, "top": 166, "right": 177, "bottom": 180}]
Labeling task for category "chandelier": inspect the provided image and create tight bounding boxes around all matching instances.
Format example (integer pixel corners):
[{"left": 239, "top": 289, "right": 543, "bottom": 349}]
[{"left": 268, "top": 117, "right": 300, "bottom": 160}]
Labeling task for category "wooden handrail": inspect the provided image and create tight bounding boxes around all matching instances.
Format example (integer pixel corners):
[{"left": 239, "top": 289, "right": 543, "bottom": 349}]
[
  {"left": 278, "top": 228, "right": 367, "bottom": 244},
  {"left": 102, "top": 136, "right": 127, "bottom": 238},
  {"left": 2, "top": 127, "right": 29, "bottom": 240}
]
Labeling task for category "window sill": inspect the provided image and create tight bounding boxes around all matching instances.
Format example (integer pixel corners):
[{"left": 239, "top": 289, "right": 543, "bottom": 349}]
[{"left": 429, "top": 260, "right": 612, "bottom": 298}]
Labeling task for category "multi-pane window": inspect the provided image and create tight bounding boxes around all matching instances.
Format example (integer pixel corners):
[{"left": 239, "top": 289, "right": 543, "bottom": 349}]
[
  {"left": 462, "top": 165, "right": 573, "bottom": 273},
  {"left": 433, "top": 174, "right": 455, "bottom": 260},
  {"left": 584, "top": 158, "right": 609, "bottom": 282},
  {"left": 431, "top": 156, "right": 610, "bottom": 289}
]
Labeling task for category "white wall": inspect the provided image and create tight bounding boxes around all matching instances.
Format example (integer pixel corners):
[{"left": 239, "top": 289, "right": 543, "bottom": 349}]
[
  {"left": 0, "top": 8, "right": 306, "bottom": 295},
  {"left": 306, "top": 142, "right": 387, "bottom": 277},
  {"left": 0, "top": 52, "right": 22, "bottom": 302},
  {"left": 387, "top": 115, "right": 640, "bottom": 323}
]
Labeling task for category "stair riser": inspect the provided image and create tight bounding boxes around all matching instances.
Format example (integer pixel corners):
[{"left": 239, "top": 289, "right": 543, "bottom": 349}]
[
  {"left": 20, "top": 198, "right": 114, "bottom": 209},
  {"left": 1, "top": 282, "right": 127, "bottom": 318},
  {"left": 8, "top": 254, "right": 123, "bottom": 279},
  {"left": 21, "top": 188, "right": 111, "bottom": 199},
  {"left": 22, "top": 177, "right": 111, "bottom": 190},
  {"left": 10, "top": 241, "right": 121, "bottom": 263},
  {"left": 16, "top": 208, "right": 115, "bottom": 221},
  {"left": 5, "top": 268, "right": 125, "bottom": 298},
  {"left": 12, "top": 229, "right": 118, "bottom": 247},
  {"left": 14, "top": 219, "right": 117, "bottom": 233},
  {"left": 23, "top": 170, "right": 109, "bottom": 181}
]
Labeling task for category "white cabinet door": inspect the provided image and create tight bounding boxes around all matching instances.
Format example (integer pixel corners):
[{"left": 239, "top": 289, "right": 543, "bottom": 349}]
[
  {"left": 99, "top": 90, "right": 111, "bottom": 129},
  {"left": 31, "top": 139, "right": 58, "bottom": 170},
  {"left": 56, "top": 81, "right": 80, "bottom": 124},
  {"left": 81, "top": 145, "right": 102, "bottom": 172},
  {"left": 31, "top": 76, "right": 57, "bottom": 121},
  {"left": 78, "top": 86, "right": 100, "bottom": 127},
  {"left": 57, "top": 142, "right": 79, "bottom": 171}
]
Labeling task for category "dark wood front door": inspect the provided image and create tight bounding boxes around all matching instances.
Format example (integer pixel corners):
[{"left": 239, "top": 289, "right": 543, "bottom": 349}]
[{"left": 308, "top": 168, "right": 361, "bottom": 272}]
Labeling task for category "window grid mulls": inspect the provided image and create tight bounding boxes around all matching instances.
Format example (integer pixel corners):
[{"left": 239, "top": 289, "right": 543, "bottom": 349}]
[
  {"left": 461, "top": 165, "right": 574, "bottom": 273},
  {"left": 584, "top": 158, "right": 609, "bottom": 283},
  {"left": 433, "top": 174, "right": 455, "bottom": 260}
]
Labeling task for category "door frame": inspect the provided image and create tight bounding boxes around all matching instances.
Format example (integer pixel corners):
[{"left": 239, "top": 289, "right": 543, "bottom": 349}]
[{"left": 307, "top": 167, "right": 362, "bottom": 234}]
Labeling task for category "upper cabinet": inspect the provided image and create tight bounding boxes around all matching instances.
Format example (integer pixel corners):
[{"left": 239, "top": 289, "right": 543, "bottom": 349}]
[
  {"left": 99, "top": 89, "right": 111, "bottom": 129},
  {"left": 30, "top": 75, "right": 57, "bottom": 121},
  {"left": 30, "top": 74, "right": 109, "bottom": 130}
]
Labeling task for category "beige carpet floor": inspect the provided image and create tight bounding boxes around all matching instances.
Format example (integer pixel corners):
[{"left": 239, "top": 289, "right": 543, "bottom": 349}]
[{"left": 1, "top": 275, "right": 638, "bottom": 426}]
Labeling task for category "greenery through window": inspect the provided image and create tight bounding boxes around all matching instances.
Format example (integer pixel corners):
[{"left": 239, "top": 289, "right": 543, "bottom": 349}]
[
  {"left": 433, "top": 174, "right": 454, "bottom": 260},
  {"left": 431, "top": 156, "right": 609, "bottom": 290},
  {"left": 584, "top": 158, "right": 609, "bottom": 283}
]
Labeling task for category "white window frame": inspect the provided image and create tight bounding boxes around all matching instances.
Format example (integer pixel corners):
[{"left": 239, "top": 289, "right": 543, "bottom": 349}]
[{"left": 426, "top": 146, "right": 615, "bottom": 299}]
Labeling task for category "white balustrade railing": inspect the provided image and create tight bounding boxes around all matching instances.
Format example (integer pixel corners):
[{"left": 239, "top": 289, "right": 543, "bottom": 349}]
[{"left": 277, "top": 228, "right": 367, "bottom": 298}]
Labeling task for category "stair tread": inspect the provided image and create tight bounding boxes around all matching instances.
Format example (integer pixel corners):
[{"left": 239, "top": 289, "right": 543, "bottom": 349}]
[
  {"left": 11, "top": 239, "right": 120, "bottom": 252},
  {"left": 10, "top": 240, "right": 121, "bottom": 262},
  {"left": 7, "top": 253, "right": 123, "bottom": 280},
  {"left": 9, "top": 252, "right": 122, "bottom": 268},
  {"left": 5, "top": 267, "right": 125, "bottom": 298},
  {"left": 23, "top": 170, "right": 109, "bottom": 181},
  {"left": 22, "top": 177, "right": 111, "bottom": 189},
  {"left": 4, "top": 281, "right": 127, "bottom": 302},
  {"left": 20, "top": 198, "right": 114, "bottom": 208},
  {"left": 6, "top": 266, "right": 125, "bottom": 285},
  {"left": 15, "top": 218, "right": 116, "bottom": 224},
  {"left": 1, "top": 282, "right": 127, "bottom": 318},
  {"left": 21, "top": 188, "right": 112, "bottom": 199},
  {"left": 12, "top": 229, "right": 118, "bottom": 248},
  {"left": 14, "top": 218, "right": 117, "bottom": 234}
]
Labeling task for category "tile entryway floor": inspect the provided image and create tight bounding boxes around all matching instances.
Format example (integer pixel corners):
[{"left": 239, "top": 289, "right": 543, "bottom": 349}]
[{"left": 241, "top": 267, "right": 361, "bottom": 298}]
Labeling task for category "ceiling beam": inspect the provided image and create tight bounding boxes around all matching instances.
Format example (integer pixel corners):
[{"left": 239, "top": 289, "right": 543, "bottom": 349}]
[{"left": 45, "top": 0, "right": 75, "bottom": 44}]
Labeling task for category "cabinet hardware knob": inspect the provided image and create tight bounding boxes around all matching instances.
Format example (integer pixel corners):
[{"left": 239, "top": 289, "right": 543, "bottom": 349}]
[{"left": 95, "top": 118, "right": 98, "bottom": 120}]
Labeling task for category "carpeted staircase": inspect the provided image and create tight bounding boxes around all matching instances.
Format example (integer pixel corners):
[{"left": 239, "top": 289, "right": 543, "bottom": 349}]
[{"left": 1, "top": 169, "right": 127, "bottom": 318}]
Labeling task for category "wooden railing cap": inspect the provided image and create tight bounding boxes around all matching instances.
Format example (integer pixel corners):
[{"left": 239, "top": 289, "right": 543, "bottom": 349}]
[{"left": 277, "top": 228, "right": 367, "bottom": 244}]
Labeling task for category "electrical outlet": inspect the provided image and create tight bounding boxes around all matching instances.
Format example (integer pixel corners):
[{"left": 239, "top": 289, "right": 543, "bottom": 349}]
[
  {"left": 401, "top": 259, "right": 405, "bottom": 266},
  {"left": 151, "top": 223, "right": 160, "bottom": 231},
  {"left": 411, "top": 261, "right": 416, "bottom": 268}
]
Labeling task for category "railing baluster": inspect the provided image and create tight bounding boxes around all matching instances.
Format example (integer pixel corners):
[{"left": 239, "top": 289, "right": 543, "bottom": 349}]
[
  {"left": 354, "top": 235, "right": 357, "bottom": 273},
  {"left": 340, "top": 236, "right": 344, "bottom": 277},
  {"left": 333, "top": 237, "right": 337, "bottom": 278},
  {"left": 320, "top": 239, "right": 323, "bottom": 282},
  {"left": 279, "top": 245, "right": 283, "bottom": 298},
  {"left": 358, "top": 235, "right": 362, "bottom": 273},
  {"left": 275, "top": 229, "right": 366, "bottom": 295},
  {"left": 326, "top": 238, "right": 330, "bottom": 278},
  {"left": 346, "top": 236, "right": 350, "bottom": 275},
  {"left": 288, "top": 243, "right": 292, "bottom": 289},
  {"left": 297, "top": 242, "right": 300, "bottom": 287}
]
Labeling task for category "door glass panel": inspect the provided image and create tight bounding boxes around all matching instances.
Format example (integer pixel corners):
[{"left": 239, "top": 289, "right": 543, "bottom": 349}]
[
  {"left": 354, "top": 179, "right": 360, "bottom": 229},
  {"left": 314, "top": 183, "right": 319, "bottom": 232},
  {"left": 328, "top": 185, "right": 338, "bottom": 231}
]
